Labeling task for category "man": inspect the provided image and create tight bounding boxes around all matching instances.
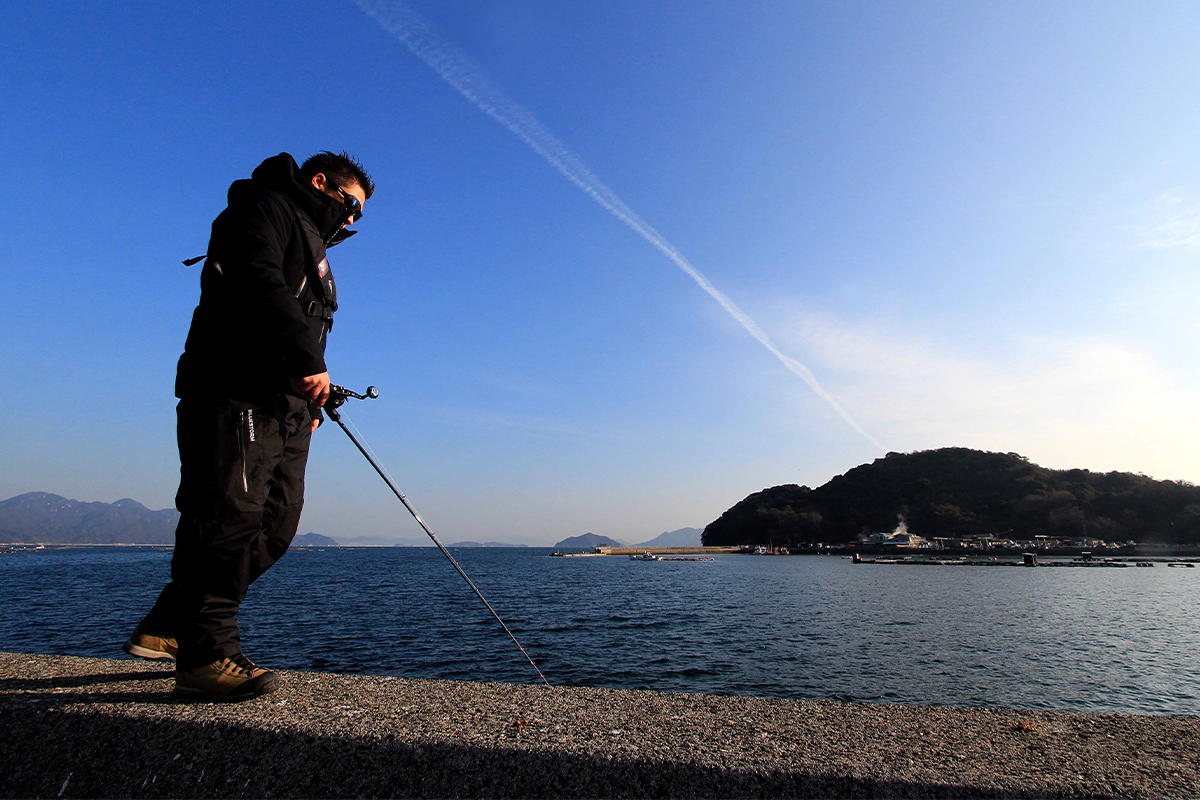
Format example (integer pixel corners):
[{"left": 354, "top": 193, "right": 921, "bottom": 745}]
[{"left": 124, "top": 151, "right": 374, "bottom": 701}]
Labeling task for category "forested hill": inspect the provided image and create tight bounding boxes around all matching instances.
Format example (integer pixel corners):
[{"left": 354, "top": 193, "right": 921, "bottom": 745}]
[
  {"left": 702, "top": 448, "right": 1200, "bottom": 546},
  {"left": 0, "top": 492, "right": 178, "bottom": 544}
]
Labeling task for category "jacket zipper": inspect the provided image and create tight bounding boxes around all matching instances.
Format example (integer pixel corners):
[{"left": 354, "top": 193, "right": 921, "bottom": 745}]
[{"left": 239, "top": 411, "right": 248, "bottom": 492}]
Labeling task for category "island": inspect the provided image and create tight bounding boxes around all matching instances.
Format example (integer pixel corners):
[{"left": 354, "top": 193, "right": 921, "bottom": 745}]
[{"left": 703, "top": 448, "right": 1200, "bottom": 549}]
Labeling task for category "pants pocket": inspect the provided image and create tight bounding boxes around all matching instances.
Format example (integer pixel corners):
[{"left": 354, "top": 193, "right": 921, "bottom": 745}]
[{"left": 175, "top": 399, "right": 280, "bottom": 518}]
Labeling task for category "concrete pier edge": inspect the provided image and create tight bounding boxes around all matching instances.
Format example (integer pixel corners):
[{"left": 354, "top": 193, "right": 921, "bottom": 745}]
[{"left": 2, "top": 652, "right": 1197, "bottom": 798}]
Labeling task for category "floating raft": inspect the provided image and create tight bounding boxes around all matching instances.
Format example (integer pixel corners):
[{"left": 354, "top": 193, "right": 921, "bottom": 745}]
[{"left": 852, "top": 553, "right": 1200, "bottom": 568}]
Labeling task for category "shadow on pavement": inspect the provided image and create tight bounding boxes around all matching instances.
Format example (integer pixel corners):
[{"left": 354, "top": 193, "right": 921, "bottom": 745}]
[
  {"left": 0, "top": 669, "right": 174, "bottom": 692},
  {"left": 1, "top": 701, "right": 1078, "bottom": 799}
]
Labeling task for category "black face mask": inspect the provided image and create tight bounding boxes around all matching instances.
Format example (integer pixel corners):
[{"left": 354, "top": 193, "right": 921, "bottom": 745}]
[
  {"left": 319, "top": 184, "right": 363, "bottom": 246},
  {"left": 315, "top": 195, "right": 348, "bottom": 244}
]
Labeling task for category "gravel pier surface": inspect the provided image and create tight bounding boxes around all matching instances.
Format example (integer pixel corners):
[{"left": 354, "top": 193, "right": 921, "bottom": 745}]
[{"left": 2, "top": 652, "right": 1197, "bottom": 798}]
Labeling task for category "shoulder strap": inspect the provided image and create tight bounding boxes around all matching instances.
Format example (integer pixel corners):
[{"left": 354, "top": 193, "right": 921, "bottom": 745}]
[
  {"left": 279, "top": 199, "right": 338, "bottom": 325},
  {"left": 275, "top": 194, "right": 338, "bottom": 312}
]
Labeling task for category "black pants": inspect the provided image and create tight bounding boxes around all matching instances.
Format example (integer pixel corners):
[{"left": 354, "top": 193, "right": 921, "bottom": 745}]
[{"left": 139, "top": 396, "right": 312, "bottom": 668}]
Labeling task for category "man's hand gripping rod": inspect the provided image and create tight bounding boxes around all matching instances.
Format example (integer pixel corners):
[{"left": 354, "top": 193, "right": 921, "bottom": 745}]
[{"left": 325, "top": 384, "right": 549, "bottom": 685}]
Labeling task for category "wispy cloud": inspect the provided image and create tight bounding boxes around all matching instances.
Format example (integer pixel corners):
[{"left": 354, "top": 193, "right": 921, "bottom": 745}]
[
  {"left": 1132, "top": 189, "right": 1200, "bottom": 251},
  {"left": 354, "top": 0, "right": 884, "bottom": 451},
  {"left": 780, "top": 311, "right": 1200, "bottom": 480}
]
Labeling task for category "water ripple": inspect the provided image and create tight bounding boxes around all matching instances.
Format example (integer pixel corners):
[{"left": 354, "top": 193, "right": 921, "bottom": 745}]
[{"left": 2, "top": 548, "right": 1198, "bottom": 714}]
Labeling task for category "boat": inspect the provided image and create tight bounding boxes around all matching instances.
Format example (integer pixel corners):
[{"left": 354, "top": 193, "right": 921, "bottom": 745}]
[{"left": 629, "top": 552, "right": 660, "bottom": 561}]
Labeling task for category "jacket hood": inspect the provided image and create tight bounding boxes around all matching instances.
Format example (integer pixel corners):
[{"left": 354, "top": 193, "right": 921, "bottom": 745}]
[{"left": 231, "top": 153, "right": 348, "bottom": 241}]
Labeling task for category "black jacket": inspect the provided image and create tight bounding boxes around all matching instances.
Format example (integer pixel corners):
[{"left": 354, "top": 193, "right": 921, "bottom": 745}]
[{"left": 176, "top": 153, "right": 346, "bottom": 408}]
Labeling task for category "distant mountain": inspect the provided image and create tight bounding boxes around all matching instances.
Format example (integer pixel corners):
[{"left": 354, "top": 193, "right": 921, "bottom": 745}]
[
  {"left": 703, "top": 448, "right": 1200, "bottom": 546},
  {"left": 553, "top": 532, "right": 624, "bottom": 549},
  {"left": 0, "top": 492, "right": 178, "bottom": 544},
  {"left": 294, "top": 532, "right": 338, "bottom": 547},
  {"left": 447, "top": 541, "right": 528, "bottom": 548},
  {"left": 636, "top": 527, "right": 702, "bottom": 547},
  {"left": 342, "top": 534, "right": 430, "bottom": 547}
]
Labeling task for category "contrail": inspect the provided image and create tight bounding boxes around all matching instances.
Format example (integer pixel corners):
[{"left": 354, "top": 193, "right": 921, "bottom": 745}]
[{"left": 354, "top": 0, "right": 884, "bottom": 450}]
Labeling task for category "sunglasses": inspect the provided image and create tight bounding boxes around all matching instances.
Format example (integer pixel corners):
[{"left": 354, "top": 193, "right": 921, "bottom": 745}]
[{"left": 330, "top": 182, "right": 363, "bottom": 222}]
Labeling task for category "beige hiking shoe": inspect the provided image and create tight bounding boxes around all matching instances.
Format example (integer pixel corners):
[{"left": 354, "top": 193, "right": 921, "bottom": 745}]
[
  {"left": 123, "top": 623, "right": 178, "bottom": 661},
  {"left": 174, "top": 653, "right": 279, "bottom": 701}
]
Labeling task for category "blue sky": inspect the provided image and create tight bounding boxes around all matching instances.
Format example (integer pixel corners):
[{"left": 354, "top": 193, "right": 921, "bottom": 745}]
[{"left": 3, "top": 2, "right": 1198, "bottom": 544}]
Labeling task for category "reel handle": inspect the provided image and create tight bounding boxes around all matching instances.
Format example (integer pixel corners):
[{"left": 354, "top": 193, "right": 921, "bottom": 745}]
[{"left": 326, "top": 384, "right": 379, "bottom": 419}]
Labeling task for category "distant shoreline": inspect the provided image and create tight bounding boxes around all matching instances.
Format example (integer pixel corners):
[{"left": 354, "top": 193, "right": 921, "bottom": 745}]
[{"left": 6, "top": 542, "right": 1200, "bottom": 557}]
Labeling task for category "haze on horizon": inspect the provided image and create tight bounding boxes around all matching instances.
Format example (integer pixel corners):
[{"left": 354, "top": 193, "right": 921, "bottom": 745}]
[{"left": 2, "top": 1, "right": 1198, "bottom": 545}]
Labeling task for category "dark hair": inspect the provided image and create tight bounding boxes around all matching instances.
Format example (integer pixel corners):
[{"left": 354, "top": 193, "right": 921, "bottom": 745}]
[{"left": 300, "top": 151, "right": 375, "bottom": 199}]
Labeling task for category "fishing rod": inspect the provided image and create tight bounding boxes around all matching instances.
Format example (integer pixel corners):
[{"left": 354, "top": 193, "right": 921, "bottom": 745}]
[{"left": 324, "top": 383, "right": 549, "bottom": 686}]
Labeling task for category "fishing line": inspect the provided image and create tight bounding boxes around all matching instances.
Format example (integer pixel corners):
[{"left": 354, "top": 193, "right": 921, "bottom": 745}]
[
  {"left": 342, "top": 411, "right": 399, "bottom": 486},
  {"left": 325, "top": 385, "right": 550, "bottom": 686}
]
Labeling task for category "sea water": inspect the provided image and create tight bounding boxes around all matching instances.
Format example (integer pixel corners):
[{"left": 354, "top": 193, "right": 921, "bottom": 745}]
[{"left": 2, "top": 547, "right": 1197, "bottom": 715}]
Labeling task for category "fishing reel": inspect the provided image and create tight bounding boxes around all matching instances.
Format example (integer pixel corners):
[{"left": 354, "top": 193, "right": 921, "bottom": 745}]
[{"left": 326, "top": 384, "right": 378, "bottom": 420}]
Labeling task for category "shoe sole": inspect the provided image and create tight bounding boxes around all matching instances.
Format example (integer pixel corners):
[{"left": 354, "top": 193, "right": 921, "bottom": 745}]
[
  {"left": 173, "top": 672, "right": 280, "bottom": 702},
  {"left": 123, "top": 640, "right": 176, "bottom": 661}
]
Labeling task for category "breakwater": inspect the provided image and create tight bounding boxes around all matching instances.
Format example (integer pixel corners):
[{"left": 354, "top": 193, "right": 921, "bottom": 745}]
[{"left": 2, "top": 652, "right": 1198, "bottom": 798}]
